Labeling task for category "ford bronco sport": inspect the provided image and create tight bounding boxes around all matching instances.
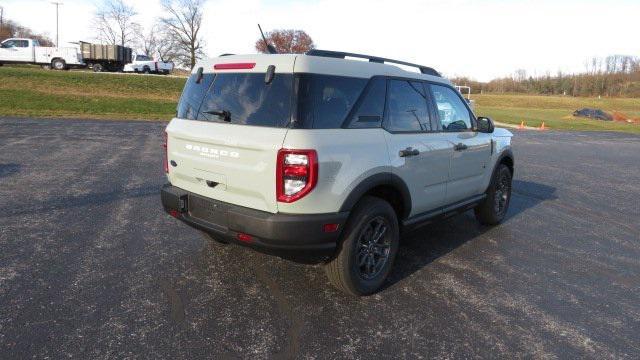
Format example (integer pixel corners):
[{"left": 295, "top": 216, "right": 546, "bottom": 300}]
[{"left": 161, "top": 50, "right": 514, "bottom": 296}]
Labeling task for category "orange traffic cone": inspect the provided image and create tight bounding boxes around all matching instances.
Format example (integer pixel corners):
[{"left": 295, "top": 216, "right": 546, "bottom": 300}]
[
  {"left": 518, "top": 121, "right": 525, "bottom": 129},
  {"left": 539, "top": 122, "right": 547, "bottom": 130}
]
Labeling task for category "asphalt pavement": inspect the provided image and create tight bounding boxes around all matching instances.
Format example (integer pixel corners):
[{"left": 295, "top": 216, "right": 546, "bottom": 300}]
[{"left": 1, "top": 117, "right": 639, "bottom": 359}]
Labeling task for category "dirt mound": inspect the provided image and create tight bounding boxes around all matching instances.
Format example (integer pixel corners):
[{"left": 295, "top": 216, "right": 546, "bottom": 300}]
[{"left": 611, "top": 111, "right": 640, "bottom": 124}]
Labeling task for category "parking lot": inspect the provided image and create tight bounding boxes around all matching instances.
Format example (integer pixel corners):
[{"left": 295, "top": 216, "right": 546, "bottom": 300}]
[{"left": 1, "top": 117, "right": 639, "bottom": 359}]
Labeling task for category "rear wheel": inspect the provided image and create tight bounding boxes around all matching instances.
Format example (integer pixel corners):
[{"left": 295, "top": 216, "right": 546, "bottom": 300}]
[
  {"left": 475, "top": 164, "right": 512, "bottom": 225},
  {"left": 52, "top": 59, "right": 66, "bottom": 71},
  {"left": 93, "top": 63, "right": 104, "bottom": 72},
  {"left": 325, "top": 196, "right": 399, "bottom": 296}
]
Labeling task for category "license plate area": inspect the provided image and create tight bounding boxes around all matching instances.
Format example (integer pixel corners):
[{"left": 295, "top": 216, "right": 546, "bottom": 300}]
[{"left": 188, "top": 194, "right": 229, "bottom": 227}]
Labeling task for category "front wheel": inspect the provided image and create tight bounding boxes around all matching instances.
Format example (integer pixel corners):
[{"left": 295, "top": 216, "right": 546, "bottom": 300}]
[
  {"left": 325, "top": 196, "right": 400, "bottom": 296},
  {"left": 475, "top": 164, "right": 512, "bottom": 225}
]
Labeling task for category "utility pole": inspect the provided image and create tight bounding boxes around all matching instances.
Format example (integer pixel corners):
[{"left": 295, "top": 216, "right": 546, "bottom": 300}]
[
  {"left": 51, "top": 2, "right": 63, "bottom": 47},
  {"left": 0, "top": 6, "right": 4, "bottom": 37}
]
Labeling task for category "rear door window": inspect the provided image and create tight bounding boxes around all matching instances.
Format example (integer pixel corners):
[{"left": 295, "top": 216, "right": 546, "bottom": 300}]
[
  {"left": 198, "top": 73, "right": 293, "bottom": 127},
  {"left": 176, "top": 72, "right": 215, "bottom": 120},
  {"left": 384, "top": 80, "right": 430, "bottom": 132},
  {"left": 296, "top": 74, "right": 367, "bottom": 129}
]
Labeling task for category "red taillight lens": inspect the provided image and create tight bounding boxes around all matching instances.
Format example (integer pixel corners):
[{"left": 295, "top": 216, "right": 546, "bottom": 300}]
[
  {"left": 163, "top": 131, "right": 168, "bottom": 173},
  {"left": 214, "top": 63, "right": 256, "bottom": 70},
  {"left": 276, "top": 149, "right": 318, "bottom": 203}
]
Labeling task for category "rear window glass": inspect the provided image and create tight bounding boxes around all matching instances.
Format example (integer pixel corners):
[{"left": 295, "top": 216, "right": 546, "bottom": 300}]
[
  {"left": 198, "top": 73, "right": 293, "bottom": 127},
  {"left": 296, "top": 74, "right": 367, "bottom": 129},
  {"left": 177, "top": 73, "right": 214, "bottom": 120}
]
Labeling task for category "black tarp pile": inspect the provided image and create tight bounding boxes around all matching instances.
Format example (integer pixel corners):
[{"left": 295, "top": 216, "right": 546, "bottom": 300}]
[{"left": 573, "top": 108, "right": 613, "bottom": 121}]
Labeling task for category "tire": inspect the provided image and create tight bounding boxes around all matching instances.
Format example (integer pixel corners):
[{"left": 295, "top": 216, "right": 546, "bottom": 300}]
[
  {"left": 474, "top": 164, "right": 512, "bottom": 225},
  {"left": 325, "top": 196, "right": 400, "bottom": 296},
  {"left": 201, "top": 231, "right": 229, "bottom": 246},
  {"left": 93, "top": 63, "right": 104, "bottom": 72},
  {"left": 52, "top": 59, "right": 66, "bottom": 71},
  {"left": 143, "top": 66, "right": 151, "bottom": 74}
]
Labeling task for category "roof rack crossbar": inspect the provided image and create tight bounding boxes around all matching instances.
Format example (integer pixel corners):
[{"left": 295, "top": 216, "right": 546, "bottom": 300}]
[{"left": 305, "top": 49, "right": 441, "bottom": 77}]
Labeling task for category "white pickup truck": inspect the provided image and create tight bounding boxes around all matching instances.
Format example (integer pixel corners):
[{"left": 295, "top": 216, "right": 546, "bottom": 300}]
[
  {"left": 0, "top": 38, "right": 83, "bottom": 70},
  {"left": 123, "top": 55, "right": 174, "bottom": 75}
]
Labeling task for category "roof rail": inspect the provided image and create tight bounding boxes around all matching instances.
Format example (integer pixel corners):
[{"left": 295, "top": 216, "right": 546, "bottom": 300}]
[{"left": 305, "top": 49, "right": 441, "bottom": 77}]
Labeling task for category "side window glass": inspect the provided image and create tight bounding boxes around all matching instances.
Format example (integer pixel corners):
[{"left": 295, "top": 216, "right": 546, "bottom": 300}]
[
  {"left": 385, "top": 80, "right": 429, "bottom": 132},
  {"left": 430, "top": 84, "right": 472, "bottom": 131},
  {"left": 18, "top": 40, "right": 29, "bottom": 48},
  {"left": 297, "top": 74, "right": 367, "bottom": 129},
  {"left": 3, "top": 40, "right": 15, "bottom": 48},
  {"left": 348, "top": 77, "right": 386, "bottom": 129}
]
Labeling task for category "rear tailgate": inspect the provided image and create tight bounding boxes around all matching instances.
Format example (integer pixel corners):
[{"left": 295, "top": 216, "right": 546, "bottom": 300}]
[
  {"left": 166, "top": 54, "right": 297, "bottom": 213},
  {"left": 166, "top": 120, "right": 287, "bottom": 213}
]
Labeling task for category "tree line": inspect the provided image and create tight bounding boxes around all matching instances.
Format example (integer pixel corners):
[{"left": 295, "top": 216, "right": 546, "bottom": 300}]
[
  {"left": 0, "top": 18, "right": 55, "bottom": 47},
  {"left": 452, "top": 55, "right": 640, "bottom": 98}
]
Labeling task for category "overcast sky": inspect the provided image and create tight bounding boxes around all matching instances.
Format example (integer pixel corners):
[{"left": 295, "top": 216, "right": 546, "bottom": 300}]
[{"left": 1, "top": 0, "right": 639, "bottom": 81}]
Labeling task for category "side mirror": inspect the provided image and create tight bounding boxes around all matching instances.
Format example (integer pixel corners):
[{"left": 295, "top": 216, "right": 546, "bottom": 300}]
[{"left": 476, "top": 116, "right": 495, "bottom": 133}]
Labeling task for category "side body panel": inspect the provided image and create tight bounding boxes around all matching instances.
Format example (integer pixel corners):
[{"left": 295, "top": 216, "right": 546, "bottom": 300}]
[
  {"left": 384, "top": 131, "right": 451, "bottom": 216},
  {"left": 278, "top": 129, "right": 391, "bottom": 214},
  {"left": 34, "top": 46, "right": 83, "bottom": 65},
  {"left": 443, "top": 131, "right": 493, "bottom": 203}
]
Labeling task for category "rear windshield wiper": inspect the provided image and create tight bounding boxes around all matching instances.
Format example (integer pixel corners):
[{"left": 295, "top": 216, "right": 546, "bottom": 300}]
[{"left": 203, "top": 109, "right": 231, "bottom": 122}]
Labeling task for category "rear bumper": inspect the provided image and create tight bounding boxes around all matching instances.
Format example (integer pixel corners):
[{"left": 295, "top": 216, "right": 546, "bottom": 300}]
[{"left": 161, "top": 184, "right": 349, "bottom": 263}]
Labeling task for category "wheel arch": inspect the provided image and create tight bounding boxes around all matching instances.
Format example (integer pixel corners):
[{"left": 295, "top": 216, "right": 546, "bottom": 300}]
[
  {"left": 339, "top": 172, "right": 412, "bottom": 220},
  {"left": 497, "top": 149, "right": 514, "bottom": 176}
]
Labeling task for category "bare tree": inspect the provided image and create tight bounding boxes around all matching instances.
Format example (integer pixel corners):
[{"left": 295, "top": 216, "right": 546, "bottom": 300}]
[
  {"left": 138, "top": 25, "right": 159, "bottom": 57},
  {"left": 159, "top": 0, "right": 206, "bottom": 69},
  {"left": 255, "top": 29, "right": 315, "bottom": 54},
  {"left": 93, "top": 0, "right": 140, "bottom": 47}
]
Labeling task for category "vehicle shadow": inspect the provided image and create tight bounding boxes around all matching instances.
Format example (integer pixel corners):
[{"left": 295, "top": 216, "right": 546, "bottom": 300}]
[
  {"left": 385, "top": 180, "right": 557, "bottom": 288},
  {"left": 0, "top": 163, "right": 21, "bottom": 178}
]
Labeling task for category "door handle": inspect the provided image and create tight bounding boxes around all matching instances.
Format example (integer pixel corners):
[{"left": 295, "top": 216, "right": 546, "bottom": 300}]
[
  {"left": 399, "top": 147, "right": 420, "bottom": 157},
  {"left": 454, "top": 143, "right": 468, "bottom": 151}
]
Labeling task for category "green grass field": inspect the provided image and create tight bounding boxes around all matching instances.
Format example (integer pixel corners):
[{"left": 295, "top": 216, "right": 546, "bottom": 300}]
[
  {"left": 0, "top": 66, "right": 186, "bottom": 120},
  {"left": 474, "top": 94, "right": 640, "bottom": 133},
  {"left": 1, "top": 66, "right": 639, "bottom": 133}
]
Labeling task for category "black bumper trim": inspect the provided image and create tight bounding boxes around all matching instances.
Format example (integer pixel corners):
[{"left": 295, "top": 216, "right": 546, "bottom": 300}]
[{"left": 161, "top": 184, "right": 349, "bottom": 263}]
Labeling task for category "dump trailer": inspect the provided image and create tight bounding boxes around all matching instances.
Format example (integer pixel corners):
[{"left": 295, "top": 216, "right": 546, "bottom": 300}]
[{"left": 79, "top": 42, "right": 132, "bottom": 72}]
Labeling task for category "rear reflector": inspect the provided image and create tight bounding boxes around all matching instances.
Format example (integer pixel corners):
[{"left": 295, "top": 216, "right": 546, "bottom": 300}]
[
  {"left": 237, "top": 233, "right": 254, "bottom": 243},
  {"left": 214, "top": 63, "right": 256, "bottom": 70},
  {"left": 168, "top": 209, "right": 180, "bottom": 218},
  {"left": 323, "top": 223, "right": 340, "bottom": 233}
]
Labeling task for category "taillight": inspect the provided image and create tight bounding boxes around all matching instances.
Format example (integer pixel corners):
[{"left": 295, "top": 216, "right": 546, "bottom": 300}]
[
  {"left": 276, "top": 149, "right": 318, "bottom": 203},
  {"left": 163, "top": 131, "right": 168, "bottom": 173}
]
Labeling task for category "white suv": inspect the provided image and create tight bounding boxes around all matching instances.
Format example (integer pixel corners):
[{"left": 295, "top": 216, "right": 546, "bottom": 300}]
[{"left": 161, "top": 50, "right": 514, "bottom": 296}]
